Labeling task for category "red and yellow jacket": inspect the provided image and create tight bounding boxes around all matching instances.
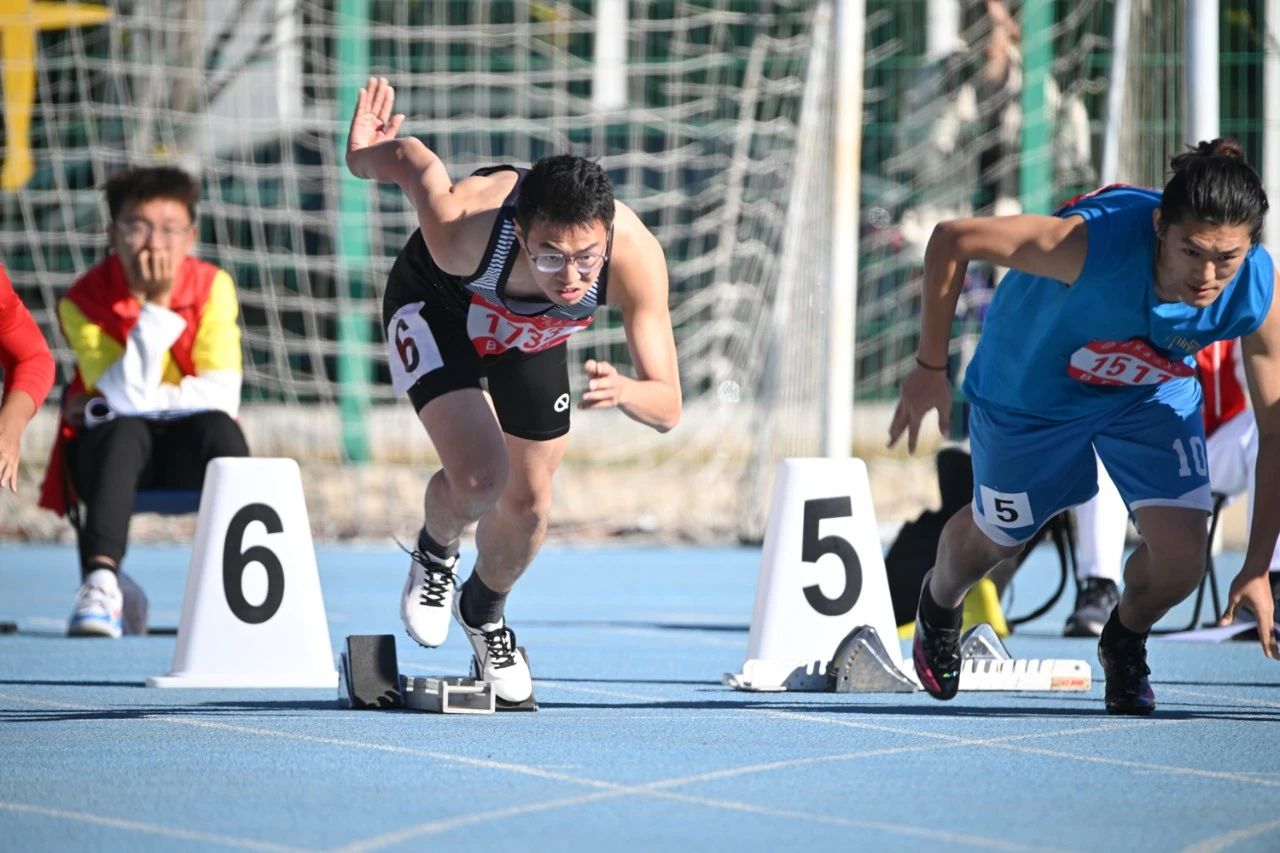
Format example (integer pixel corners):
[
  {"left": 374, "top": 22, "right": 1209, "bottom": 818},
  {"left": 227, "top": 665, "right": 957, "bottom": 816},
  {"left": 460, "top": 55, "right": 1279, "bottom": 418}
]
[{"left": 38, "top": 255, "right": 242, "bottom": 515}]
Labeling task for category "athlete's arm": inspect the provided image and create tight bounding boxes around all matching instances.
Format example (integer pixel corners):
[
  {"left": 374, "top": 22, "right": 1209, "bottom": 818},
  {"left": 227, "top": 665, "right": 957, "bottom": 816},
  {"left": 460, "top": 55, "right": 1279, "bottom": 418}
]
[
  {"left": 586, "top": 204, "right": 681, "bottom": 432},
  {"left": 1224, "top": 273, "right": 1280, "bottom": 658},
  {"left": 888, "top": 213, "right": 1088, "bottom": 453},
  {"left": 345, "top": 76, "right": 496, "bottom": 273}
]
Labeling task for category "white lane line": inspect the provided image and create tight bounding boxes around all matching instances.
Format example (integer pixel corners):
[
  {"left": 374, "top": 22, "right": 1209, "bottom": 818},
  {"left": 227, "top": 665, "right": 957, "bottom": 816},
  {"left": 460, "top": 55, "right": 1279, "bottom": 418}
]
[
  {"left": 0, "top": 691, "right": 1048, "bottom": 852},
  {"left": 1181, "top": 818, "right": 1280, "bottom": 853},
  {"left": 759, "top": 708, "right": 1280, "bottom": 788},
  {"left": 0, "top": 801, "right": 306, "bottom": 852},
  {"left": 1161, "top": 685, "right": 1280, "bottom": 710}
]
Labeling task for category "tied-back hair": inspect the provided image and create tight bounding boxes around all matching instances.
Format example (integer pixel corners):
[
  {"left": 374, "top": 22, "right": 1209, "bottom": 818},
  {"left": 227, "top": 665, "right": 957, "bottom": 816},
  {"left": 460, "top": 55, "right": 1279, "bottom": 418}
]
[
  {"left": 104, "top": 166, "right": 201, "bottom": 222},
  {"left": 1160, "top": 138, "right": 1269, "bottom": 243},
  {"left": 516, "top": 155, "right": 615, "bottom": 232}
]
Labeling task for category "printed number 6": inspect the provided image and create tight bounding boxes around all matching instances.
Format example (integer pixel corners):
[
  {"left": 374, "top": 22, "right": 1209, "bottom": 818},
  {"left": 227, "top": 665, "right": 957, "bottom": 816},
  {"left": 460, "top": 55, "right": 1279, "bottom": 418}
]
[
  {"left": 800, "top": 497, "right": 863, "bottom": 616},
  {"left": 994, "top": 497, "right": 1019, "bottom": 523},
  {"left": 395, "top": 318, "right": 420, "bottom": 372},
  {"left": 222, "top": 503, "right": 286, "bottom": 624}
]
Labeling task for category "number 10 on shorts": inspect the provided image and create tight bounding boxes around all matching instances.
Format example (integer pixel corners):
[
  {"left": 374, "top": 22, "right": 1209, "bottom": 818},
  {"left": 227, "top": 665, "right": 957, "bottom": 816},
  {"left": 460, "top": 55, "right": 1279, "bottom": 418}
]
[{"left": 979, "top": 485, "right": 1034, "bottom": 529}]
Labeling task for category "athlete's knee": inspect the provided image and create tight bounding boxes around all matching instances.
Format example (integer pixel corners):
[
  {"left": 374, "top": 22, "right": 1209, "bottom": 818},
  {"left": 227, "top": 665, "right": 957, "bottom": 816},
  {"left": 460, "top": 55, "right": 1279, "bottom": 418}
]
[
  {"left": 943, "top": 507, "right": 1023, "bottom": 567},
  {"left": 497, "top": 481, "right": 553, "bottom": 534},
  {"left": 441, "top": 456, "right": 510, "bottom": 515}
]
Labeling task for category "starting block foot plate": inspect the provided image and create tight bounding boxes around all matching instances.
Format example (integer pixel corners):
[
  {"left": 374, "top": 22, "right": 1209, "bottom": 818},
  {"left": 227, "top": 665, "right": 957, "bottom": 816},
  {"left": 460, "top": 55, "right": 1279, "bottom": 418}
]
[
  {"left": 339, "top": 635, "right": 403, "bottom": 709},
  {"left": 826, "top": 625, "right": 917, "bottom": 693},
  {"left": 402, "top": 676, "right": 496, "bottom": 714}
]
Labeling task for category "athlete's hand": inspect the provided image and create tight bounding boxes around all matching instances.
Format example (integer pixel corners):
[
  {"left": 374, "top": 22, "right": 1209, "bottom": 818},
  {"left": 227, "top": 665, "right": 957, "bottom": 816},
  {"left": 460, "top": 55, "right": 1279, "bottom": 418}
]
[
  {"left": 580, "top": 359, "right": 627, "bottom": 411},
  {"left": 887, "top": 366, "right": 952, "bottom": 454},
  {"left": 1218, "top": 570, "right": 1279, "bottom": 659},
  {"left": 346, "top": 77, "right": 406, "bottom": 178},
  {"left": 0, "top": 407, "right": 24, "bottom": 493}
]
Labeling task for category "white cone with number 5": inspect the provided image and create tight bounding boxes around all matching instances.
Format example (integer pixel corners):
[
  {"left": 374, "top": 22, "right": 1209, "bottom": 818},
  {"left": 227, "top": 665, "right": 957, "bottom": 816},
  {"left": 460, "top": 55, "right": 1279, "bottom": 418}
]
[
  {"left": 728, "top": 458, "right": 902, "bottom": 691},
  {"left": 148, "top": 458, "right": 339, "bottom": 688}
]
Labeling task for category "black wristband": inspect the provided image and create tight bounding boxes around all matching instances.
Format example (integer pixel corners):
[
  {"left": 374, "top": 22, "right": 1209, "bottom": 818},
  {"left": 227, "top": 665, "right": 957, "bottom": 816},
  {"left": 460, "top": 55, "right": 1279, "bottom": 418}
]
[{"left": 915, "top": 355, "right": 948, "bottom": 372}]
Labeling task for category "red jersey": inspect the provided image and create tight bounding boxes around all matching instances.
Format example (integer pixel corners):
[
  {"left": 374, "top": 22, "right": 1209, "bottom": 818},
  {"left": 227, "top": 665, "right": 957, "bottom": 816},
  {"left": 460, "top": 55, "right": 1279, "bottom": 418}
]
[{"left": 0, "top": 264, "right": 55, "bottom": 410}]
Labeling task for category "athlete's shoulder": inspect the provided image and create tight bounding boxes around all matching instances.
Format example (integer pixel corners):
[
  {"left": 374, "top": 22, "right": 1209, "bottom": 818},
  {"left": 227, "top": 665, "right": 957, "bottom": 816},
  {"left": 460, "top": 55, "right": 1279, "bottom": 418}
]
[{"left": 1055, "top": 183, "right": 1160, "bottom": 221}]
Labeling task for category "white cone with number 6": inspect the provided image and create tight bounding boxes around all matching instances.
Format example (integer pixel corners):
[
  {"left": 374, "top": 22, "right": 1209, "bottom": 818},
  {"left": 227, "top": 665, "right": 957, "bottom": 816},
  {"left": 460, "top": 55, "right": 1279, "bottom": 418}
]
[
  {"left": 728, "top": 458, "right": 903, "bottom": 691},
  {"left": 148, "top": 458, "right": 339, "bottom": 688}
]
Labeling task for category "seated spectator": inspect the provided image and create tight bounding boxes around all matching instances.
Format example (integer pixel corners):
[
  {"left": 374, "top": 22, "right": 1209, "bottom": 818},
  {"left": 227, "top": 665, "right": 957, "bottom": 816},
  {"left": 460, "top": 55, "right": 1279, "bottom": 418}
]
[
  {"left": 39, "top": 166, "right": 249, "bottom": 638},
  {"left": 0, "top": 263, "right": 56, "bottom": 492}
]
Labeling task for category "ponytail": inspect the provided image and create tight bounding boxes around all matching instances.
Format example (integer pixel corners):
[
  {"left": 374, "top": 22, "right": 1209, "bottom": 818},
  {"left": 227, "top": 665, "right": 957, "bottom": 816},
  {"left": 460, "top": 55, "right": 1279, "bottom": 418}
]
[{"left": 1159, "top": 138, "right": 1269, "bottom": 243}]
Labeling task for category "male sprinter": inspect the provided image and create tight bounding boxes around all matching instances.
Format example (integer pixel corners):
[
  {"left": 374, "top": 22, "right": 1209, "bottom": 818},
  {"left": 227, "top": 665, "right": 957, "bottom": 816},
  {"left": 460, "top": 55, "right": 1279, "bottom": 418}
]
[
  {"left": 346, "top": 78, "right": 681, "bottom": 705},
  {"left": 889, "top": 139, "right": 1280, "bottom": 714}
]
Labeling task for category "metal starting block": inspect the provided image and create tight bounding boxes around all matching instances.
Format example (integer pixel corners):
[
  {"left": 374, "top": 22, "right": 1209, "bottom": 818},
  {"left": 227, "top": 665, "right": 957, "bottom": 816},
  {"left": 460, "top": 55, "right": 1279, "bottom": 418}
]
[
  {"left": 894, "top": 623, "right": 1093, "bottom": 692},
  {"left": 401, "top": 676, "right": 496, "bottom": 714},
  {"left": 827, "top": 626, "right": 918, "bottom": 693},
  {"left": 470, "top": 647, "right": 539, "bottom": 711},
  {"left": 338, "top": 634, "right": 403, "bottom": 709}
]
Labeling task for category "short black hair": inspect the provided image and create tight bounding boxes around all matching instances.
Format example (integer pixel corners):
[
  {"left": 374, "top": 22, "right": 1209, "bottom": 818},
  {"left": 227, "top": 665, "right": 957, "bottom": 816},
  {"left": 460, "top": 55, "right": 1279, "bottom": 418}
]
[
  {"left": 516, "top": 155, "right": 614, "bottom": 232},
  {"left": 1160, "top": 138, "right": 1269, "bottom": 243},
  {"left": 104, "top": 166, "right": 200, "bottom": 222}
]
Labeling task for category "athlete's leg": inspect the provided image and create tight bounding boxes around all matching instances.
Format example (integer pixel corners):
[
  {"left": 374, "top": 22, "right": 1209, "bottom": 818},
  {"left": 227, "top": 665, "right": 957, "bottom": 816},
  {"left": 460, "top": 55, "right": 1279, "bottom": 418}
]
[
  {"left": 1114, "top": 505, "right": 1209, "bottom": 631},
  {"left": 418, "top": 389, "right": 510, "bottom": 547},
  {"left": 471, "top": 432, "right": 569, "bottom": 595},
  {"left": 925, "top": 508, "right": 1024, "bottom": 608}
]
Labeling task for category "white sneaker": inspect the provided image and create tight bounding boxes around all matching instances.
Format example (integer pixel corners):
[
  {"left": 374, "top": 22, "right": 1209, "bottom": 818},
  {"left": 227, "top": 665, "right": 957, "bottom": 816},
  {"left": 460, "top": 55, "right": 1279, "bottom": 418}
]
[
  {"left": 400, "top": 548, "right": 458, "bottom": 648},
  {"left": 68, "top": 568, "right": 124, "bottom": 638},
  {"left": 452, "top": 587, "right": 533, "bottom": 704}
]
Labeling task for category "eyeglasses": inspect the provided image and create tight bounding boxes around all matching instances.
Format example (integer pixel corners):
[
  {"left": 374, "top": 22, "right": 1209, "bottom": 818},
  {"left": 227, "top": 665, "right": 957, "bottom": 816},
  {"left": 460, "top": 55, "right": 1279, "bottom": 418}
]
[
  {"left": 113, "top": 219, "right": 194, "bottom": 244},
  {"left": 528, "top": 250, "right": 608, "bottom": 275}
]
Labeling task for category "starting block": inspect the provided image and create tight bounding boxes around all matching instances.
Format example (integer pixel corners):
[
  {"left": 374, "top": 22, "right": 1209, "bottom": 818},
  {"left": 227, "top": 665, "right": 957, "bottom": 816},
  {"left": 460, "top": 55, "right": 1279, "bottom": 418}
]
[
  {"left": 402, "top": 676, "right": 496, "bottom": 714},
  {"left": 894, "top": 623, "right": 1093, "bottom": 692},
  {"left": 337, "top": 634, "right": 509, "bottom": 714}
]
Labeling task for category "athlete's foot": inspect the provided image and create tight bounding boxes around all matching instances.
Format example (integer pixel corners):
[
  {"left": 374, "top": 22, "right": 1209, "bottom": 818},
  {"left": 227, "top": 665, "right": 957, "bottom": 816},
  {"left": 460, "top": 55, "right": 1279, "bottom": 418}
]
[
  {"left": 1097, "top": 610, "right": 1155, "bottom": 715},
  {"left": 68, "top": 568, "right": 124, "bottom": 638},
  {"left": 400, "top": 546, "right": 458, "bottom": 648},
  {"left": 452, "top": 587, "right": 533, "bottom": 704},
  {"left": 913, "top": 578, "right": 962, "bottom": 700}
]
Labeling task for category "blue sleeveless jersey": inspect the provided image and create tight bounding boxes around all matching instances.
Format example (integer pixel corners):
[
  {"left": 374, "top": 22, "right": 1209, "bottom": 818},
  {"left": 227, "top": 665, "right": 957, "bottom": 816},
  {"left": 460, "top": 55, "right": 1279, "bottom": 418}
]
[{"left": 962, "top": 186, "right": 1275, "bottom": 421}]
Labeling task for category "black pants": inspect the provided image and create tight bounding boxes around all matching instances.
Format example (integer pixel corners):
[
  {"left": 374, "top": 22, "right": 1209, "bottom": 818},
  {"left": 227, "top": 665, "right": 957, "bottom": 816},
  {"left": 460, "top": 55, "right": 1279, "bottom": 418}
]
[{"left": 66, "top": 411, "right": 249, "bottom": 569}]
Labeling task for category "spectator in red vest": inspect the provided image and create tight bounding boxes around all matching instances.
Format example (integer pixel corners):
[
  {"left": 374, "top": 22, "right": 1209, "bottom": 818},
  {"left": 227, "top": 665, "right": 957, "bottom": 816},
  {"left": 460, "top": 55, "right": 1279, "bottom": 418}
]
[
  {"left": 0, "top": 263, "right": 56, "bottom": 492},
  {"left": 39, "top": 166, "right": 249, "bottom": 638}
]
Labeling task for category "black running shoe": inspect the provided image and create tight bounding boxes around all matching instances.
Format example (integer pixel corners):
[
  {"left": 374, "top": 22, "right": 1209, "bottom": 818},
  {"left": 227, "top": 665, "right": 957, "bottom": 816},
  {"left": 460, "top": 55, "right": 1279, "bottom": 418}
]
[
  {"left": 1097, "top": 620, "right": 1155, "bottom": 715},
  {"left": 1064, "top": 578, "right": 1120, "bottom": 638},
  {"left": 913, "top": 608, "right": 962, "bottom": 700}
]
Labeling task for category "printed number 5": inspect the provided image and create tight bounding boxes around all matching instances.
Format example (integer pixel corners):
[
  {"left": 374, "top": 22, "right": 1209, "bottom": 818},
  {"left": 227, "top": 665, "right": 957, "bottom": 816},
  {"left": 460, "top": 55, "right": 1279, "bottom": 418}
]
[
  {"left": 993, "top": 497, "right": 1019, "bottom": 523},
  {"left": 800, "top": 497, "right": 862, "bottom": 616}
]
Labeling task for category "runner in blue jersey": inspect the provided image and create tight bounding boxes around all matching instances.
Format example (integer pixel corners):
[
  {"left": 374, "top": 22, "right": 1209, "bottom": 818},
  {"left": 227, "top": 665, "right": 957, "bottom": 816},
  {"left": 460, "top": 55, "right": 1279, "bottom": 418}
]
[
  {"left": 346, "top": 78, "right": 682, "bottom": 705},
  {"left": 888, "top": 138, "right": 1280, "bottom": 714}
]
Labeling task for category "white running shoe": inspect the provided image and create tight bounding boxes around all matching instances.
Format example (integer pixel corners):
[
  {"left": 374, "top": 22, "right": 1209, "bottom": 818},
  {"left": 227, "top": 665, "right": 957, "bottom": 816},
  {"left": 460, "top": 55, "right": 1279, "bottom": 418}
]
[
  {"left": 452, "top": 587, "right": 533, "bottom": 704},
  {"left": 67, "top": 568, "right": 124, "bottom": 638},
  {"left": 400, "top": 547, "right": 458, "bottom": 648}
]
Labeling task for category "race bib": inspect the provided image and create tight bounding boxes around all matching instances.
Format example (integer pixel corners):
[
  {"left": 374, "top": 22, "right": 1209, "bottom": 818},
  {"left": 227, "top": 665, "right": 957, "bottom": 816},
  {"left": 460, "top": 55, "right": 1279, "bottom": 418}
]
[
  {"left": 467, "top": 295, "right": 592, "bottom": 356},
  {"left": 1067, "top": 339, "right": 1195, "bottom": 386},
  {"left": 387, "top": 303, "right": 443, "bottom": 394}
]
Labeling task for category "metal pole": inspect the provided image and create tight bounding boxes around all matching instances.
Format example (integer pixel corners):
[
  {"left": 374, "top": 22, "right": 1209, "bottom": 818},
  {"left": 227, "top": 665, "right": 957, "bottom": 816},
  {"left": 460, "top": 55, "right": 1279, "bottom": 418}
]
[
  {"left": 1100, "top": 0, "right": 1131, "bottom": 184},
  {"left": 822, "top": 0, "right": 864, "bottom": 458},
  {"left": 926, "top": 0, "right": 960, "bottom": 61},
  {"left": 1184, "top": 0, "right": 1220, "bottom": 147},
  {"left": 336, "top": 0, "right": 370, "bottom": 462},
  {"left": 1264, "top": 0, "right": 1279, "bottom": 255},
  {"left": 593, "top": 0, "right": 627, "bottom": 110}
]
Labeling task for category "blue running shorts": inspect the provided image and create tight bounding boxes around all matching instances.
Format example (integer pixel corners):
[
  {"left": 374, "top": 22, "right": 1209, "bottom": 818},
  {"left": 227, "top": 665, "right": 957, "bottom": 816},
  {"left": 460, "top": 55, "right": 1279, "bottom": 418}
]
[{"left": 968, "top": 398, "right": 1213, "bottom": 546}]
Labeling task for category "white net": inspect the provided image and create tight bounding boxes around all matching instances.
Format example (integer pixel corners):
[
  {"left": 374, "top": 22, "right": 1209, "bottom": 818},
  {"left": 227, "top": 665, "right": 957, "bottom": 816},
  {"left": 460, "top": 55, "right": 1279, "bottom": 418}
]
[
  {"left": 2, "top": 1, "right": 1124, "bottom": 542},
  {"left": 3, "top": 0, "right": 830, "bottom": 540}
]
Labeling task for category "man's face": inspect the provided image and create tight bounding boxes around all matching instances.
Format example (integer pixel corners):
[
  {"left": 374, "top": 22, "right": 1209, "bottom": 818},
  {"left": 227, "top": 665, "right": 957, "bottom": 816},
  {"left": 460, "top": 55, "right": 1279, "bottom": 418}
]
[
  {"left": 1153, "top": 211, "right": 1253, "bottom": 308},
  {"left": 516, "top": 219, "right": 609, "bottom": 306},
  {"left": 107, "top": 197, "right": 196, "bottom": 297}
]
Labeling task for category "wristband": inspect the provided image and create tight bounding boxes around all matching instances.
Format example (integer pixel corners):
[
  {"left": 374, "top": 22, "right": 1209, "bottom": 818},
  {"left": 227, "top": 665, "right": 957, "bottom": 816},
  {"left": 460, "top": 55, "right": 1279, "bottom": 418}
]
[{"left": 915, "top": 355, "right": 948, "bottom": 372}]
